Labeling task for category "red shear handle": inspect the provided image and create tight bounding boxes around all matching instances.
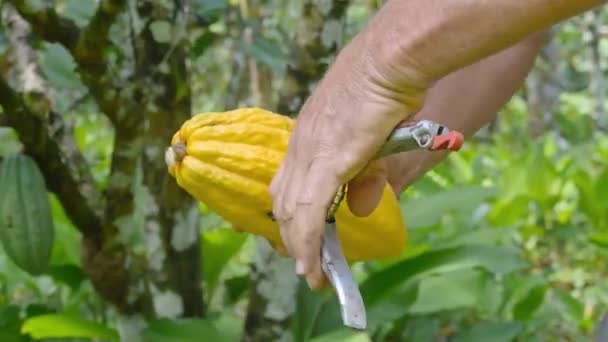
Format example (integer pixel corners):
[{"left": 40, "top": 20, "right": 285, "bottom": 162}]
[{"left": 431, "top": 131, "right": 464, "bottom": 151}]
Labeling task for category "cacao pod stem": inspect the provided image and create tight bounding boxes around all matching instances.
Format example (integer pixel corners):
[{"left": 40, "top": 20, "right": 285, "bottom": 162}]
[{"left": 165, "top": 141, "right": 187, "bottom": 168}]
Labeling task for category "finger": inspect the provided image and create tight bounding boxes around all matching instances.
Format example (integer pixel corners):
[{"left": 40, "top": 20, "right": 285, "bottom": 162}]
[
  {"left": 270, "top": 162, "right": 295, "bottom": 257},
  {"left": 270, "top": 129, "right": 301, "bottom": 256},
  {"left": 307, "top": 267, "right": 329, "bottom": 291},
  {"left": 346, "top": 159, "right": 388, "bottom": 217},
  {"left": 292, "top": 157, "right": 341, "bottom": 287},
  {"left": 280, "top": 143, "right": 312, "bottom": 257}
]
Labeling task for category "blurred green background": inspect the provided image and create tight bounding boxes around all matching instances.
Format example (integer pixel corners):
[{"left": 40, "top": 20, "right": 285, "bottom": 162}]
[{"left": 1, "top": 1, "right": 608, "bottom": 341}]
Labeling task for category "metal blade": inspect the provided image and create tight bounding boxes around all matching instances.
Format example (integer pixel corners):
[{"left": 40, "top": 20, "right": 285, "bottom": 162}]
[{"left": 320, "top": 220, "right": 367, "bottom": 330}]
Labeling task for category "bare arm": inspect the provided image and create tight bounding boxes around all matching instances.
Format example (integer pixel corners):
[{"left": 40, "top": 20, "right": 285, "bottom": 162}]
[
  {"left": 368, "top": 0, "right": 603, "bottom": 93},
  {"left": 386, "top": 32, "right": 546, "bottom": 193}
]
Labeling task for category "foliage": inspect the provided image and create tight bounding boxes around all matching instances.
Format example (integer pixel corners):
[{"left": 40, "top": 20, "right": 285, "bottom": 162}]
[{"left": 1, "top": 1, "right": 608, "bottom": 341}]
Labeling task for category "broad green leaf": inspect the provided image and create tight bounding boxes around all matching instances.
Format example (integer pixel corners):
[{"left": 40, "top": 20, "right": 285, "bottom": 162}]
[
  {"left": 402, "top": 317, "right": 441, "bottom": 342},
  {"left": 201, "top": 228, "right": 248, "bottom": 297},
  {"left": 49, "top": 195, "right": 82, "bottom": 266},
  {"left": 224, "top": 274, "right": 250, "bottom": 303},
  {"left": 454, "top": 321, "right": 523, "bottom": 342},
  {"left": 409, "top": 268, "right": 489, "bottom": 314},
  {"left": 243, "top": 35, "right": 287, "bottom": 74},
  {"left": 500, "top": 273, "right": 547, "bottom": 316},
  {"left": 292, "top": 279, "right": 330, "bottom": 342},
  {"left": 62, "top": 0, "right": 97, "bottom": 27},
  {"left": 0, "top": 128, "right": 22, "bottom": 157},
  {"left": 551, "top": 288, "right": 584, "bottom": 325},
  {"left": 192, "top": 0, "right": 228, "bottom": 22},
  {"left": 46, "top": 264, "right": 85, "bottom": 290},
  {"left": 512, "top": 284, "right": 548, "bottom": 321},
  {"left": 208, "top": 312, "right": 244, "bottom": 342},
  {"left": 0, "top": 332, "right": 26, "bottom": 342},
  {"left": 360, "top": 244, "right": 526, "bottom": 307},
  {"left": 38, "top": 43, "right": 82, "bottom": 89},
  {"left": 192, "top": 31, "right": 219, "bottom": 57},
  {"left": 400, "top": 186, "right": 496, "bottom": 229},
  {"left": 0, "top": 306, "right": 20, "bottom": 327},
  {"left": 308, "top": 329, "right": 371, "bottom": 342},
  {"left": 366, "top": 281, "right": 418, "bottom": 328},
  {"left": 0, "top": 305, "right": 24, "bottom": 342},
  {"left": 143, "top": 313, "right": 241, "bottom": 342},
  {"left": 21, "top": 314, "right": 119, "bottom": 341}
]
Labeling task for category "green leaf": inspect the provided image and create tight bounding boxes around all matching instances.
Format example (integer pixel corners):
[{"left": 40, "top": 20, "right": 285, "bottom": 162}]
[
  {"left": 143, "top": 314, "right": 241, "bottom": 342},
  {"left": 366, "top": 281, "right": 419, "bottom": 328},
  {"left": 46, "top": 264, "right": 85, "bottom": 290},
  {"left": 201, "top": 228, "right": 248, "bottom": 296},
  {"left": 0, "top": 305, "right": 27, "bottom": 342},
  {"left": 49, "top": 195, "right": 82, "bottom": 265},
  {"left": 38, "top": 43, "right": 82, "bottom": 89},
  {"left": 408, "top": 268, "right": 489, "bottom": 314},
  {"left": 224, "top": 274, "right": 250, "bottom": 303},
  {"left": 308, "top": 329, "right": 371, "bottom": 342},
  {"left": 21, "top": 314, "right": 119, "bottom": 341},
  {"left": 292, "top": 279, "right": 334, "bottom": 342},
  {"left": 150, "top": 20, "right": 172, "bottom": 43},
  {"left": 512, "top": 284, "right": 548, "bottom": 321},
  {"left": 243, "top": 35, "right": 287, "bottom": 74},
  {"left": 360, "top": 244, "right": 525, "bottom": 307},
  {"left": 62, "top": 0, "right": 97, "bottom": 27},
  {"left": 0, "top": 306, "right": 20, "bottom": 327},
  {"left": 192, "top": 31, "right": 219, "bottom": 57},
  {"left": 500, "top": 273, "right": 546, "bottom": 316},
  {"left": 192, "top": 0, "right": 228, "bottom": 22},
  {"left": 0, "top": 332, "right": 26, "bottom": 342},
  {"left": 400, "top": 186, "right": 496, "bottom": 229},
  {"left": 454, "top": 321, "right": 523, "bottom": 342},
  {"left": 0, "top": 128, "right": 22, "bottom": 158}
]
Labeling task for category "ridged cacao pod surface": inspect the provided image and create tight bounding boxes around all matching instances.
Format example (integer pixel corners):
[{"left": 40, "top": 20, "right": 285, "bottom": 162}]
[
  {"left": 165, "top": 108, "right": 407, "bottom": 261},
  {"left": 0, "top": 153, "right": 55, "bottom": 275}
]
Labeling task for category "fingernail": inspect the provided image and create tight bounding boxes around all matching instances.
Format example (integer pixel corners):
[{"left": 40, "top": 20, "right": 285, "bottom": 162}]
[{"left": 296, "top": 260, "right": 305, "bottom": 275}]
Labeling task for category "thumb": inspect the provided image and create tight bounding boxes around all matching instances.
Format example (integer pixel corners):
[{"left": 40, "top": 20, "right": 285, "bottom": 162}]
[{"left": 346, "top": 160, "right": 388, "bottom": 217}]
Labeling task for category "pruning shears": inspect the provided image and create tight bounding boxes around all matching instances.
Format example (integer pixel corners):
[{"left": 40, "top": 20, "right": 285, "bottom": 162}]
[{"left": 321, "top": 119, "right": 464, "bottom": 330}]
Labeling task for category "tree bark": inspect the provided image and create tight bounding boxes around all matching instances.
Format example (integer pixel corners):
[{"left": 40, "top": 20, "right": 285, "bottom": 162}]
[
  {"left": 526, "top": 29, "right": 561, "bottom": 137},
  {"left": 1, "top": 0, "right": 205, "bottom": 321},
  {"left": 588, "top": 9, "right": 606, "bottom": 130},
  {"left": 276, "top": 0, "right": 350, "bottom": 116},
  {"left": 242, "top": 2, "right": 350, "bottom": 341}
]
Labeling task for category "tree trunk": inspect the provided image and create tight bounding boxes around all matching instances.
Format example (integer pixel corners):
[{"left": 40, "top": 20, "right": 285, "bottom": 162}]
[
  {"left": 588, "top": 9, "right": 606, "bottom": 130},
  {"left": 1, "top": 0, "right": 205, "bottom": 326},
  {"left": 525, "top": 29, "right": 561, "bottom": 138},
  {"left": 242, "top": 1, "right": 350, "bottom": 341},
  {"left": 276, "top": 0, "right": 350, "bottom": 116}
]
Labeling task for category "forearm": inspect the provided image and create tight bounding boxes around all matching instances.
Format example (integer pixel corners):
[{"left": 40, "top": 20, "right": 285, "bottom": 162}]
[
  {"left": 386, "top": 32, "right": 545, "bottom": 192},
  {"left": 364, "top": 0, "right": 603, "bottom": 94}
]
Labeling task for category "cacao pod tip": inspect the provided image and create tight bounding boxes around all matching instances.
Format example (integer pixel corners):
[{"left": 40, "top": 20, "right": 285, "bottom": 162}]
[{"left": 165, "top": 142, "right": 187, "bottom": 168}]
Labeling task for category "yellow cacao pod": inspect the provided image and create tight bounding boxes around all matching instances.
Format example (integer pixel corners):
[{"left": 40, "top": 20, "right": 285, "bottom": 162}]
[{"left": 165, "top": 107, "right": 407, "bottom": 261}]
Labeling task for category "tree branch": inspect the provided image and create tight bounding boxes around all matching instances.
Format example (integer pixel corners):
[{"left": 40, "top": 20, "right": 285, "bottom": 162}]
[
  {"left": 0, "top": 76, "right": 103, "bottom": 238},
  {"left": 5, "top": 0, "right": 80, "bottom": 48},
  {"left": 7, "top": 0, "right": 128, "bottom": 123},
  {"left": 0, "top": 5, "right": 103, "bottom": 237},
  {"left": 7, "top": 0, "right": 141, "bottom": 233}
]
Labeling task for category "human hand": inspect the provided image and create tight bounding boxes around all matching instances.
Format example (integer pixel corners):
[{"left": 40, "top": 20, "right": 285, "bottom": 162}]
[
  {"left": 270, "top": 0, "right": 597, "bottom": 289},
  {"left": 268, "top": 29, "right": 431, "bottom": 290}
]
